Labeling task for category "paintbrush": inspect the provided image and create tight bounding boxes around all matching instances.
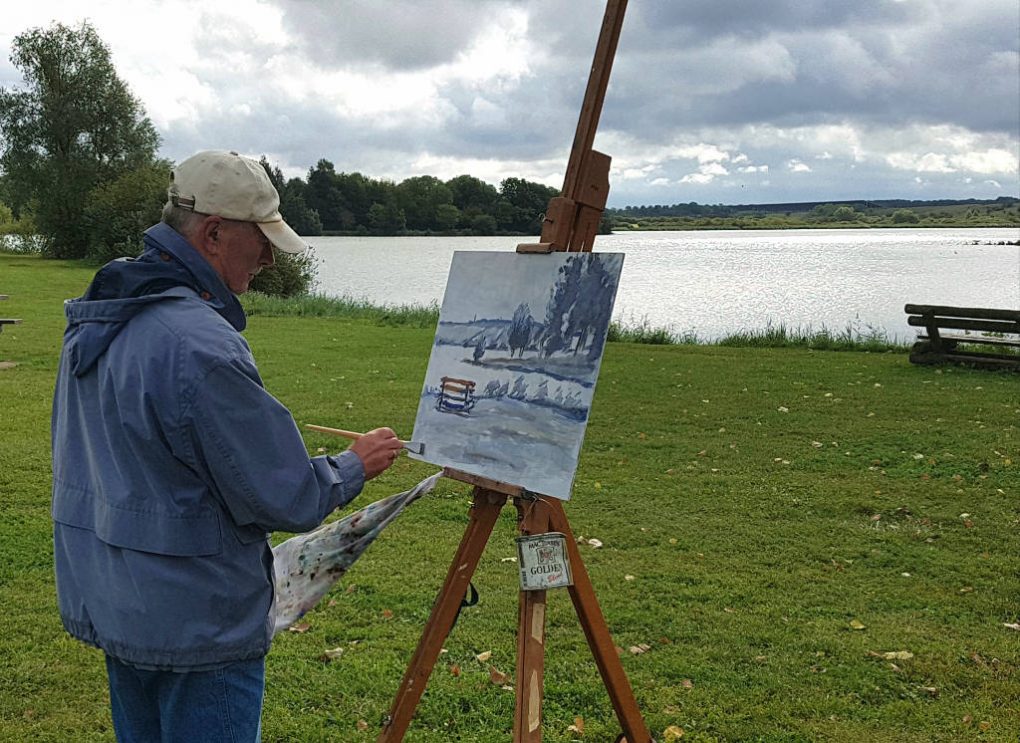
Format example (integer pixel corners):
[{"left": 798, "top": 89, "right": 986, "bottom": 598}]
[{"left": 304, "top": 424, "right": 425, "bottom": 455}]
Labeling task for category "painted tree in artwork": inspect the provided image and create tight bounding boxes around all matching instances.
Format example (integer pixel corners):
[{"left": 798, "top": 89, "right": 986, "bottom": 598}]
[
  {"left": 508, "top": 303, "right": 534, "bottom": 357},
  {"left": 542, "top": 256, "right": 584, "bottom": 357},
  {"left": 575, "top": 257, "right": 616, "bottom": 360},
  {"left": 542, "top": 255, "right": 617, "bottom": 359}
]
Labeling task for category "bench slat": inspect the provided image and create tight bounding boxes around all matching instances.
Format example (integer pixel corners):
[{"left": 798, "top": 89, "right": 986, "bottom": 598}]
[
  {"left": 906, "top": 316, "right": 1020, "bottom": 334},
  {"left": 904, "top": 304, "right": 1020, "bottom": 322},
  {"left": 918, "top": 334, "right": 1020, "bottom": 348}
]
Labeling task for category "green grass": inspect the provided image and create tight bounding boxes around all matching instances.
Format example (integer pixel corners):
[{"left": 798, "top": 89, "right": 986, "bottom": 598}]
[{"left": 1, "top": 253, "right": 1018, "bottom": 742}]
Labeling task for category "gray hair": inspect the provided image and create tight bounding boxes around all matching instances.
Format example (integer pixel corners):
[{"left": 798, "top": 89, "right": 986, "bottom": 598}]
[{"left": 161, "top": 202, "right": 208, "bottom": 238}]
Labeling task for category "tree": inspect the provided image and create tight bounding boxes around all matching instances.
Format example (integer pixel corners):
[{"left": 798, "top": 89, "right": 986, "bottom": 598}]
[
  {"left": 499, "top": 177, "right": 558, "bottom": 232},
  {"left": 446, "top": 174, "right": 499, "bottom": 212},
  {"left": 0, "top": 21, "right": 159, "bottom": 258},
  {"left": 395, "top": 176, "right": 453, "bottom": 231},
  {"left": 305, "top": 159, "right": 347, "bottom": 231},
  {"left": 368, "top": 201, "right": 406, "bottom": 234},
  {"left": 259, "top": 158, "right": 322, "bottom": 236}
]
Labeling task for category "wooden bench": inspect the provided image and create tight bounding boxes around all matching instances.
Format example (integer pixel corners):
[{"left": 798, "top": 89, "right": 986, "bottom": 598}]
[
  {"left": 0, "top": 295, "right": 22, "bottom": 336},
  {"left": 905, "top": 304, "right": 1020, "bottom": 370}
]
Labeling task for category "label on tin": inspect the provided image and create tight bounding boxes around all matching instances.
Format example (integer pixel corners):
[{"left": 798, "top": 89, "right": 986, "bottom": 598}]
[{"left": 516, "top": 533, "right": 573, "bottom": 591}]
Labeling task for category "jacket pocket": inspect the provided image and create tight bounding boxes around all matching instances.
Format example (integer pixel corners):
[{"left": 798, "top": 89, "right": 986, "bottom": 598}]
[{"left": 53, "top": 482, "right": 222, "bottom": 557}]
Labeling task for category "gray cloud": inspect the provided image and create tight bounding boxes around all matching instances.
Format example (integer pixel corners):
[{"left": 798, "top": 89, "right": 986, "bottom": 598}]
[
  {"left": 275, "top": 0, "right": 510, "bottom": 71},
  {"left": 2, "top": 0, "right": 1016, "bottom": 205}
]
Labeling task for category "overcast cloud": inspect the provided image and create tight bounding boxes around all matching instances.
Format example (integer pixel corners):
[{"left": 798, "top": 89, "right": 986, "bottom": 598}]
[{"left": 1, "top": 0, "right": 1017, "bottom": 206}]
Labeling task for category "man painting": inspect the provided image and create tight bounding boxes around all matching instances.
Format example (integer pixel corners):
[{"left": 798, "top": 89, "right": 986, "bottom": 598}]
[{"left": 51, "top": 150, "right": 402, "bottom": 741}]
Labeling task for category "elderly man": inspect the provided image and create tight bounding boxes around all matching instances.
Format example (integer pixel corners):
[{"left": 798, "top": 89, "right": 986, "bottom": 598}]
[{"left": 51, "top": 150, "right": 402, "bottom": 741}]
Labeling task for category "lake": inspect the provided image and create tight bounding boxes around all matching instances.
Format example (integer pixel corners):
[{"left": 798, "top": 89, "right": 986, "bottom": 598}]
[{"left": 308, "top": 228, "right": 1020, "bottom": 341}]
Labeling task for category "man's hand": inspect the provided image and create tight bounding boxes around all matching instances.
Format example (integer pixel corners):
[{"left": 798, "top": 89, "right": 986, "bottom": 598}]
[{"left": 348, "top": 427, "right": 403, "bottom": 480}]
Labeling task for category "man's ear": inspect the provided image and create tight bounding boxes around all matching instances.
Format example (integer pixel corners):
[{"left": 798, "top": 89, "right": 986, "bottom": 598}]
[{"left": 198, "top": 216, "right": 223, "bottom": 255}]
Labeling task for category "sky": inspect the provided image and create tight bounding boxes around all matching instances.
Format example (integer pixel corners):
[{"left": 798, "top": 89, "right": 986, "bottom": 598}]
[{"left": 1, "top": 0, "right": 1018, "bottom": 207}]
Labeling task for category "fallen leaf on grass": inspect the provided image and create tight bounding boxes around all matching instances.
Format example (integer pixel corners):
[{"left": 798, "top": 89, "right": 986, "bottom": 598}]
[
  {"left": 849, "top": 619, "right": 866, "bottom": 630},
  {"left": 356, "top": 719, "right": 369, "bottom": 732},
  {"left": 488, "top": 666, "right": 509, "bottom": 685},
  {"left": 450, "top": 665, "right": 461, "bottom": 677},
  {"left": 319, "top": 647, "right": 344, "bottom": 662},
  {"left": 381, "top": 609, "right": 394, "bottom": 620},
  {"left": 625, "top": 574, "right": 636, "bottom": 581},
  {"left": 1003, "top": 622, "right": 1020, "bottom": 631},
  {"left": 883, "top": 650, "right": 914, "bottom": 660},
  {"left": 288, "top": 622, "right": 311, "bottom": 634},
  {"left": 680, "top": 678, "right": 694, "bottom": 689},
  {"left": 587, "top": 538, "right": 603, "bottom": 549},
  {"left": 979, "top": 721, "right": 991, "bottom": 732},
  {"left": 663, "top": 725, "right": 685, "bottom": 740},
  {"left": 475, "top": 650, "right": 493, "bottom": 662},
  {"left": 628, "top": 643, "right": 651, "bottom": 655},
  {"left": 566, "top": 716, "right": 585, "bottom": 735},
  {"left": 919, "top": 686, "right": 938, "bottom": 697}
]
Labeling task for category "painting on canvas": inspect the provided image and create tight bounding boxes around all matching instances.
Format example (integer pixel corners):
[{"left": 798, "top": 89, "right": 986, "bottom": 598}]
[{"left": 409, "top": 251, "right": 624, "bottom": 500}]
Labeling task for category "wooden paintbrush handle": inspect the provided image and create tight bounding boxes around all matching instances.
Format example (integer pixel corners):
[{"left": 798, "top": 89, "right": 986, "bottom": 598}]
[{"left": 304, "top": 424, "right": 363, "bottom": 441}]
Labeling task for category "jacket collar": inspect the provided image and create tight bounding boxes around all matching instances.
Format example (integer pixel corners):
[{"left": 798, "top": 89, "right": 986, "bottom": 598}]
[{"left": 142, "top": 222, "right": 247, "bottom": 332}]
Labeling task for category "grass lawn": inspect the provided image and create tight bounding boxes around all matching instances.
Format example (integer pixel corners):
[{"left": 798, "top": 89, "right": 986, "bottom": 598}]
[{"left": 0, "top": 253, "right": 1017, "bottom": 742}]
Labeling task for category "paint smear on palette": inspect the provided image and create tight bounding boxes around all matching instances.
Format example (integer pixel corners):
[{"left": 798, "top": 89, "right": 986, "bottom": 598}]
[
  {"left": 272, "top": 472, "right": 441, "bottom": 635},
  {"left": 410, "top": 251, "right": 624, "bottom": 500}
]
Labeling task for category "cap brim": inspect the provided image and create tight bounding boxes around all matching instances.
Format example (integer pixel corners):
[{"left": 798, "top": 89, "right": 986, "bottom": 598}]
[{"left": 257, "top": 217, "right": 308, "bottom": 255}]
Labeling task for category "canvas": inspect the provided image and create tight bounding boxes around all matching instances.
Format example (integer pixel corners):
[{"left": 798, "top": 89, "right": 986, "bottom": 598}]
[{"left": 409, "top": 251, "right": 624, "bottom": 499}]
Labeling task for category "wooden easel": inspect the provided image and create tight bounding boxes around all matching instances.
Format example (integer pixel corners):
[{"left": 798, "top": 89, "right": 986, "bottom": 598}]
[{"left": 378, "top": 2, "right": 651, "bottom": 740}]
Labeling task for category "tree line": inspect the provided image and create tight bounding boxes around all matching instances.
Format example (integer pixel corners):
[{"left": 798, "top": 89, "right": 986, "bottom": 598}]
[
  {"left": 0, "top": 20, "right": 562, "bottom": 297},
  {"left": 260, "top": 159, "right": 559, "bottom": 237}
]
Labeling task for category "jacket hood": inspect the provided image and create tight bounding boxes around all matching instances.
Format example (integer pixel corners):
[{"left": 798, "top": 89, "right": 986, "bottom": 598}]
[{"left": 63, "top": 223, "right": 246, "bottom": 377}]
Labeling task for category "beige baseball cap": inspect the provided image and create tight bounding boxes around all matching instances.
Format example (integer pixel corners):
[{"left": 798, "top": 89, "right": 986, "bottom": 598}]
[{"left": 168, "top": 150, "right": 307, "bottom": 254}]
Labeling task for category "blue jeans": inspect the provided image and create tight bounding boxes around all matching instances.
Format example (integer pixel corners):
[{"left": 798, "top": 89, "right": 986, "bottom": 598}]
[{"left": 105, "top": 655, "right": 265, "bottom": 742}]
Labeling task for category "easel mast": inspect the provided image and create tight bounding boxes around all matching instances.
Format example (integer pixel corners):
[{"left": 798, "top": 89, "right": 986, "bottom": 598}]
[{"left": 379, "top": 2, "right": 652, "bottom": 740}]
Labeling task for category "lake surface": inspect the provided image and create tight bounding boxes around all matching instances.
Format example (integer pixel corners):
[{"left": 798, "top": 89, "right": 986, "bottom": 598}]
[{"left": 308, "top": 228, "right": 1020, "bottom": 341}]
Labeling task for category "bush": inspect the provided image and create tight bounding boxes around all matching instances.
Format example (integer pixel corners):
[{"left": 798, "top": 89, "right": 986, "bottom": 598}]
[
  {"left": 83, "top": 160, "right": 170, "bottom": 263},
  {"left": 249, "top": 248, "right": 318, "bottom": 297},
  {"left": 891, "top": 208, "right": 920, "bottom": 224},
  {"left": 0, "top": 205, "right": 46, "bottom": 254}
]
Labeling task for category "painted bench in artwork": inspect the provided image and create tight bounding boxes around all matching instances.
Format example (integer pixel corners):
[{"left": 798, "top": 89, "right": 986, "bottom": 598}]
[
  {"left": 905, "top": 304, "right": 1020, "bottom": 370},
  {"left": 436, "top": 376, "right": 477, "bottom": 413}
]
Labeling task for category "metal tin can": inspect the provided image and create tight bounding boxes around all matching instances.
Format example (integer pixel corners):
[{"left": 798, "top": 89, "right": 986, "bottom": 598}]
[{"left": 516, "top": 533, "right": 573, "bottom": 591}]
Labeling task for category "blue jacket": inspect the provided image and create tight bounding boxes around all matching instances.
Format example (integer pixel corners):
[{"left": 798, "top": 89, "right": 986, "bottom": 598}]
[{"left": 51, "top": 223, "right": 365, "bottom": 670}]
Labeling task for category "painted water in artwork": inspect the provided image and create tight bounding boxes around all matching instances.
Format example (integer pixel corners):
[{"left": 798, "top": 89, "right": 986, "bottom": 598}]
[{"left": 409, "top": 251, "right": 625, "bottom": 500}]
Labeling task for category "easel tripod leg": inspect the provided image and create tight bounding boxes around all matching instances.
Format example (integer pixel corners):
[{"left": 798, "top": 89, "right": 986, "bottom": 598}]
[
  {"left": 547, "top": 500, "right": 653, "bottom": 743},
  {"left": 377, "top": 488, "right": 507, "bottom": 742},
  {"left": 513, "top": 499, "right": 552, "bottom": 742}
]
